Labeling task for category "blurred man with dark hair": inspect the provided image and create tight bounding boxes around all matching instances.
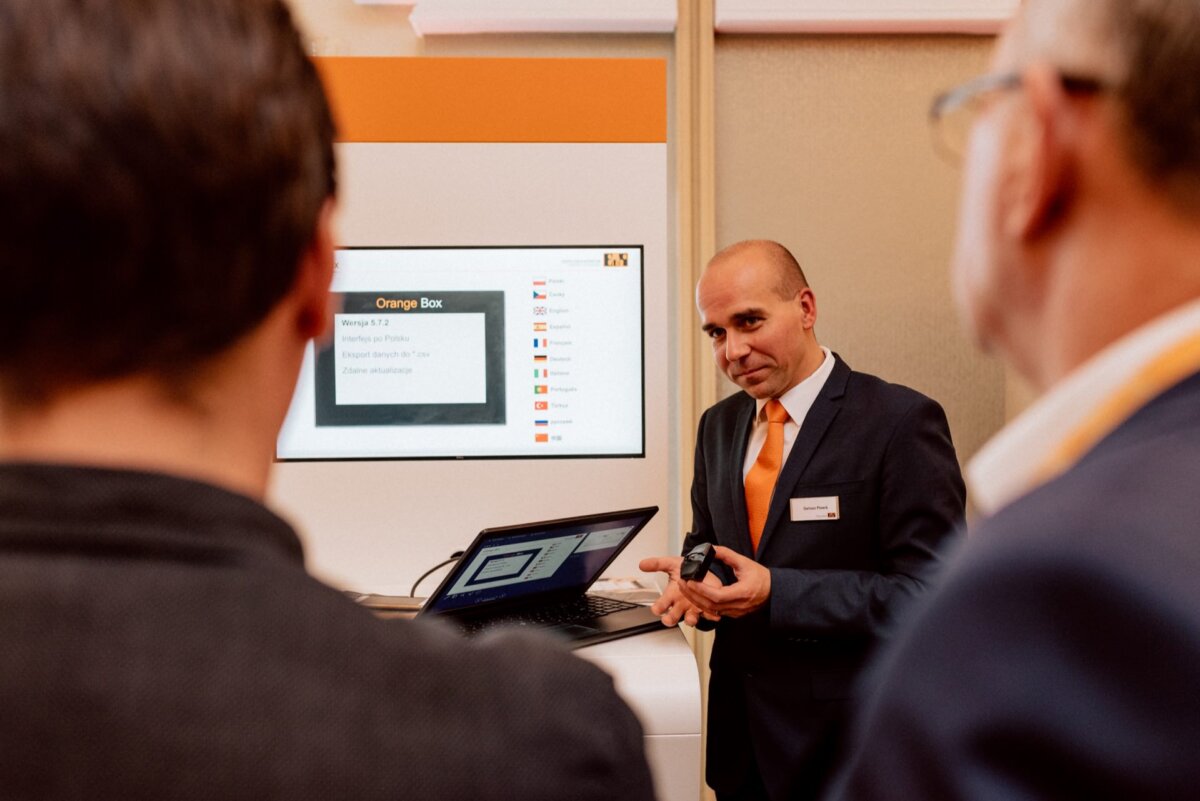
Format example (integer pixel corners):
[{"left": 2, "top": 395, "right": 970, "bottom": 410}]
[
  {"left": 0, "top": 2, "right": 654, "bottom": 799},
  {"left": 827, "top": 1, "right": 1200, "bottom": 797}
]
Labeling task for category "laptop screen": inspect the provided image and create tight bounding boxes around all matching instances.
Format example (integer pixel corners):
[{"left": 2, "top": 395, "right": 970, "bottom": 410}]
[{"left": 422, "top": 507, "right": 657, "bottom": 615}]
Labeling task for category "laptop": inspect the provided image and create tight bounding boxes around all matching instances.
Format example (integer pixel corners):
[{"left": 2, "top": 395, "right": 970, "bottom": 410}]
[{"left": 417, "top": 506, "right": 663, "bottom": 648}]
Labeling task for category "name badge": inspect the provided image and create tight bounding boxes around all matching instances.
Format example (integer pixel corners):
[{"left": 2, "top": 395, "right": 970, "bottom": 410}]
[{"left": 790, "top": 496, "right": 840, "bottom": 522}]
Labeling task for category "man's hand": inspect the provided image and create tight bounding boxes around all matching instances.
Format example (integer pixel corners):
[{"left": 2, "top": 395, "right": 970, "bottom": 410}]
[
  {"left": 679, "top": 545, "right": 771, "bottom": 618},
  {"left": 639, "top": 555, "right": 722, "bottom": 627}
]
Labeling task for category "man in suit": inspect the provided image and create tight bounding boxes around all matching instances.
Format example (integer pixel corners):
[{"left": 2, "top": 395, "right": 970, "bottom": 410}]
[
  {"left": 825, "top": 1, "right": 1200, "bottom": 798},
  {"left": 641, "top": 240, "right": 965, "bottom": 800},
  {"left": 0, "top": 2, "right": 654, "bottom": 799}
]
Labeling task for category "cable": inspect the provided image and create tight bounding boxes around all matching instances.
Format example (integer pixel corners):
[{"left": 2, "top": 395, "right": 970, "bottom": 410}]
[{"left": 410, "top": 550, "right": 464, "bottom": 598}]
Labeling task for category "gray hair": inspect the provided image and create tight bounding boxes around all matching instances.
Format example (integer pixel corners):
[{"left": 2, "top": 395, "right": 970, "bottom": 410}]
[{"left": 1018, "top": 0, "right": 1200, "bottom": 209}]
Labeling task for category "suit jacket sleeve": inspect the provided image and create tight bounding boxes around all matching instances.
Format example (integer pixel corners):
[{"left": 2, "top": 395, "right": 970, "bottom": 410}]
[
  {"left": 684, "top": 407, "right": 734, "bottom": 586},
  {"left": 766, "top": 395, "right": 964, "bottom": 639}
]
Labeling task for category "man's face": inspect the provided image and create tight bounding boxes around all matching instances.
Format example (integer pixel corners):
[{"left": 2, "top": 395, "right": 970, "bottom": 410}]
[
  {"left": 951, "top": 102, "right": 1009, "bottom": 352},
  {"left": 951, "top": 25, "right": 1027, "bottom": 353},
  {"left": 696, "top": 251, "right": 818, "bottom": 399}
]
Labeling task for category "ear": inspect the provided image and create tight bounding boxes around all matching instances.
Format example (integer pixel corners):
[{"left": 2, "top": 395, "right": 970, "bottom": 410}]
[
  {"left": 1004, "top": 65, "right": 1076, "bottom": 241},
  {"left": 294, "top": 199, "right": 337, "bottom": 340},
  {"left": 797, "top": 287, "right": 817, "bottom": 330}
]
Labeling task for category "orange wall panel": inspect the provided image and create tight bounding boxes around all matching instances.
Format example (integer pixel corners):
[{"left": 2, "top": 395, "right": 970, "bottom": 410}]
[{"left": 315, "top": 57, "right": 667, "bottom": 143}]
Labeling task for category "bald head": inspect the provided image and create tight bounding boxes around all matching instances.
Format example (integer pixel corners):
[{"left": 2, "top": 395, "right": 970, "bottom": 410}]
[{"left": 706, "top": 240, "right": 809, "bottom": 302}]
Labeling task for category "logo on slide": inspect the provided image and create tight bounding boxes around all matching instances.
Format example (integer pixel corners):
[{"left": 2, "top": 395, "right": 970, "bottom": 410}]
[{"left": 604, "top": 252, "right": 629, "bottom": 267}]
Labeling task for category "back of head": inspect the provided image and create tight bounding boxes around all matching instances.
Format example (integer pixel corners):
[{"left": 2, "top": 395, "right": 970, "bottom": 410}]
[
  {"left": 1107, "top": 0, "right": 1200, "bottom": 210},
  {"left": 1019, "top": 0, "right": 1200, "bottom": 211},
  {"left": 0, "top": 0, "right": 336, "bottom": 406}
]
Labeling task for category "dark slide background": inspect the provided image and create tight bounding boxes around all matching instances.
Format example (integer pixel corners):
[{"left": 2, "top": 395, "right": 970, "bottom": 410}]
[{"left": 315, "top": 291, "right": 506, "bottom": 426}]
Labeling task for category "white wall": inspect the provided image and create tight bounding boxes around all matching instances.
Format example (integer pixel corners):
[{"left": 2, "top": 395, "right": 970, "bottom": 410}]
[{"left": 271, "top": 141, "right": 670, "bottom": 594}]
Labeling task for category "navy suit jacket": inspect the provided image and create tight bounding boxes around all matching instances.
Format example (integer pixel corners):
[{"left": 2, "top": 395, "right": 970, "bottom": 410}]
[
  {"left": 685, "top": 355, "right": 965, "bottom": 800},
  {"left": 826, "top": 370, "right": 1200, "bottom": 800}
]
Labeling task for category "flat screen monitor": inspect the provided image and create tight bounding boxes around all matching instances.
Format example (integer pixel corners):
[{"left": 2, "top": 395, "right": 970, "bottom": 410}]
[{"left": 277, "top": 246, "right": 644, "bottom": 460}]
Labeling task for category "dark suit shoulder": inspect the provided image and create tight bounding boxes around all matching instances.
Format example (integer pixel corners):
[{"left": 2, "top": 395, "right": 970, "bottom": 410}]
[
  {"left": 697, "top": 390, "right": 754, "bottom": 446},
  {"left": 829, "top": 420, "right": 1200, "bottom": 801},
  {"left": 975, "top": 421, "right": 1200, "bottom": 601},
  {"left": 704, "top": 389, "right": 755, "bottom": 419},
  {"left": 841, "top": 368, "right": 945, "bottom": 419},
  {"left": 258, "top": 579, "right": 657, "bottom": 801},
  {"left": 355, "top": 613, "right": 656, "bottom": 801}
]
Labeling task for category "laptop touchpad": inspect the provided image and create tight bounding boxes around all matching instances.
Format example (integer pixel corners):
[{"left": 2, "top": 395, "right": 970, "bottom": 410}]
[{"left": 549, "top": 623, "right": 597, "bottom": 638}]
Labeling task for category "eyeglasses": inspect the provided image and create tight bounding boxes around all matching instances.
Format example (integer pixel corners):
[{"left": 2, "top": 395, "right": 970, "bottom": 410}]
[{"left": 928, "top": 71, "right": 1109, "bottom": 163}]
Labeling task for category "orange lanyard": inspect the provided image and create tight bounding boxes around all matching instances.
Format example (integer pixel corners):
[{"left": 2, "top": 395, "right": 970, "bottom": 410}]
[{"left": 1039, "top": 331, "right": 1200, "bottom": 481}]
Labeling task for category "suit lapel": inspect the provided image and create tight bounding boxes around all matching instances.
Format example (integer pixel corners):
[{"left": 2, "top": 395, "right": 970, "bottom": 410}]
[
  {"left": 756, "top": 356, "right": 850, "bottom": 557},
  {"left": 728, "top": 397, "right": 757, "bottom": 556}
]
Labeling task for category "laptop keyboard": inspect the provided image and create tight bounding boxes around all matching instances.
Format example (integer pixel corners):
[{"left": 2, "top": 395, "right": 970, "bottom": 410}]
[{"left": 458, "top": 594, "right": 640, "bottom": 636}]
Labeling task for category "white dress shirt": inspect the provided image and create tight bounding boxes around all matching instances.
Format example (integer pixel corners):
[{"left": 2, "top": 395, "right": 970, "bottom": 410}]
[
  {"left": 742, "top": 346, "right": 836, "bottom": 480},
  {"left": 969, "top": 297, "right": 1200, "bottom": 515}
]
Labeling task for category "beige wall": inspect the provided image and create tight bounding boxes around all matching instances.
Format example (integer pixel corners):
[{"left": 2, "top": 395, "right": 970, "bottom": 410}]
[
  {"left": 288, "top": 1, "right": 420, "bottom": 56},
  {"left": 714, "top": 33, "right": 1003, "bottom": 461}
]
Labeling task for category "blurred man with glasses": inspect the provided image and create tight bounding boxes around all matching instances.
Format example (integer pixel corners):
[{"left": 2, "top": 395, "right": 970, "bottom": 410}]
[{"left": 826, "top": 1, "right": 1200, "bottom": 797}]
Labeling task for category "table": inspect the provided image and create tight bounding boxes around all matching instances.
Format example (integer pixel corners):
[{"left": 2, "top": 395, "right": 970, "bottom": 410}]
[{"left": 579, "top": 627, "right": 702, "bottom": 801}]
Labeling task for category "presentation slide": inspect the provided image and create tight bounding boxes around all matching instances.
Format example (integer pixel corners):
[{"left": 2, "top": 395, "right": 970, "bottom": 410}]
[
  {"left": 276, "top": 246, "right": 645, "bottom": 459},
  {"left": 333, "top": 312, "right": 486, "bottom": 406},
  {"left": 313, "top": 290, "right": 505, "bottom": 426}
]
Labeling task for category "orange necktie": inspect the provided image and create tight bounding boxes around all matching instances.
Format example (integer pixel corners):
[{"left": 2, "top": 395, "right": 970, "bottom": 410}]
[{"left": 745, "top": 399, "right": 789, "bottom": 551}]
